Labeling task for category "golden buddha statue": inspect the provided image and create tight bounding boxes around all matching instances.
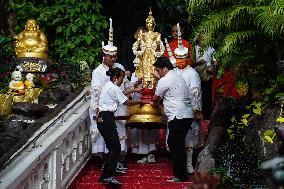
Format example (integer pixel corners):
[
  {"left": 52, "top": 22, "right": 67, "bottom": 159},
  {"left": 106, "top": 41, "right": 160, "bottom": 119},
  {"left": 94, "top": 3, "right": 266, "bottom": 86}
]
[
  {"left": 14, "top": 19, "right": 48, "bottom": 59},
  {"left": 132, "top": 9, "right": 164, "bottom": 88}
]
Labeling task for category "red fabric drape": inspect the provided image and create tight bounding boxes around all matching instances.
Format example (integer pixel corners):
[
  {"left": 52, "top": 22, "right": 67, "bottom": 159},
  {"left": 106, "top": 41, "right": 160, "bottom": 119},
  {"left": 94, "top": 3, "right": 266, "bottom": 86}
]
[{"left": 212, "top": 70, "right": 240, "bottom": 109}]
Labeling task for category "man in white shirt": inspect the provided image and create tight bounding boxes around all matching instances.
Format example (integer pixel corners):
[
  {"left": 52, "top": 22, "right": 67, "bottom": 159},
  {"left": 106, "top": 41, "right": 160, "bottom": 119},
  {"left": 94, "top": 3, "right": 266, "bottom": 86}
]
[
  {"left": 90, "top": 18, "right": 127, "bottom": 158},
  {"left": 152, "top": 57, "right": 193, "bottom": 182},
  {"left": 164, "top": 23, "right": 203, "bottom": 174}
]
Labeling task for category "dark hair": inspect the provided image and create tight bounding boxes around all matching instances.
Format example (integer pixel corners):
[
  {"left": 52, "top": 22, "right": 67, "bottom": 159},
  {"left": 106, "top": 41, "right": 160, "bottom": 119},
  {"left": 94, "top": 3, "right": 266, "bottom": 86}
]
[
  {"left": 106, "top": 67, "right": 124, "bottom": 80},
  {"left": 153, "top": 57, "right": 174, "bottom": 70}
]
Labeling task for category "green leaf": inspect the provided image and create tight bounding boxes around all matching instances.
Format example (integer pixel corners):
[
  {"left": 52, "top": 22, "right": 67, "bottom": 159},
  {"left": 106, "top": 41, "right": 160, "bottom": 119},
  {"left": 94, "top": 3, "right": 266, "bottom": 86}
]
[
  {"left": 71, "top": 25, "right": 78, "bottom": 33},
  {"left": 276, "top": 117, "right": 284, "bottom": 122},
  {"left": 264, "top": 136, "right": 273, "bottom": 143},
  {"left": 228, "top": 125, "right": 234, "bottom": 129},
  {"left": 229, "top": 134, "right": 235, "bottom": 140},
  {"left": 241, "top": 118, "right": 248, "bottom": 126},
  {"left": 85, "top": 36, "right": 93, "bottom": 45},
  {"left": 245, "top": 105, "right": 251, "bottom": 109},
  {"left": 56, "top": 26, "right": 63, "bottom": 33},
  {"left": 253, "top": 108, "right": 262, "bottom": 115},
  {"left": 242, "top": 114, "right": 250, "bottom": 118},
  {"left": 52, "top": 18, "right": 61, "bottom": 25},
  {"left": 230, "top": 116, "right": 236, "bottom": 122},
  {"left": 276, "top": 93, "right": 284, "bottom": 98}
]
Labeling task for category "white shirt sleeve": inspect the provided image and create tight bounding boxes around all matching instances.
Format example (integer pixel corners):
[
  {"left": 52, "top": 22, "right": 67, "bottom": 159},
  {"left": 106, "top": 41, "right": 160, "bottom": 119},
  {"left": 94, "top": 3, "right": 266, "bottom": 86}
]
[
  {"left": 155, "top": 78, "right": 168, "bottom": 98},
  {"left": 113, "top": 86, "right": 128, "bottom": 105},
  {"left": 90, "top": 69, "right": 103, "bottom": 111},
  {"left": 205, "top": 47, "right": 215, "bottom": 67},
  {"left": 188, "top": 71, "right": 202, "bottom": 111}
]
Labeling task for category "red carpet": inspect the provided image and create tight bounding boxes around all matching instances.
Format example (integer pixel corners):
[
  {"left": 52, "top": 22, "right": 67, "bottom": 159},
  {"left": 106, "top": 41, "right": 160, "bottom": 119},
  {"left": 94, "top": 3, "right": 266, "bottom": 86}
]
[{"left": 68, "top": 150, "right": 192, "bottom": 189}]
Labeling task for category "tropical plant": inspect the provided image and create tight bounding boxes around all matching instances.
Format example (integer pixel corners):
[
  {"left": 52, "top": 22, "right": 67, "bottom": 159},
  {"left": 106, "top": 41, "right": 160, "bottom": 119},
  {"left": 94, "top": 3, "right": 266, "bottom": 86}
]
[
  {"left": 0, "top": 35, "right": 14, "bottom": 65},
  {"left": 208, "top": 167, "right": 234, "bottom": 188},
  {"left": 227, "top": 75, "right": 284, "bottom": 142},
  {"left": 7, "top": 0, "right": 107, "bottom": 68},
  {"left": 0, "top": 35, "right": 16, "bottom": 93},
  {"left": 186, "top": 0, "right": 284, "bottom": 84}
]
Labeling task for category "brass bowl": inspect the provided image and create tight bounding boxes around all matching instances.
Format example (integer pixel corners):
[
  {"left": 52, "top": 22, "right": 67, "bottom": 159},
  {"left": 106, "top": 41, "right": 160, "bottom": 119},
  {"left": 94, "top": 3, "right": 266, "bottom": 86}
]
[
  {"left": 127, "top": 104, "right": 164, "bottom": 124},
  {"left": 128, "top": 114, "right": 163, "bottom": 123},
  {"left": 128, "top": 104, "right": 160, "bottom": 116}
]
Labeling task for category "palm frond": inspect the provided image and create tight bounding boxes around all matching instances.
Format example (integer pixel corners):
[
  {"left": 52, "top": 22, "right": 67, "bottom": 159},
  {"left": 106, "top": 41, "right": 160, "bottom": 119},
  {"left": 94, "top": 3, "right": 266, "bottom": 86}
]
[
  {"left": 186, "top": 0, "right": 233, "bottom": 14},
  {"left": 218, "top": 31, "right": 257, "bottom": 56},
  {"left": 192, "top": 6, "right": 258, "bottom": 46},
  {"left": 271, "top": 0, "right": 284, "bottom": 15},
  {"left": 255, "top": 7, "right": 284, "bottom": 37}
]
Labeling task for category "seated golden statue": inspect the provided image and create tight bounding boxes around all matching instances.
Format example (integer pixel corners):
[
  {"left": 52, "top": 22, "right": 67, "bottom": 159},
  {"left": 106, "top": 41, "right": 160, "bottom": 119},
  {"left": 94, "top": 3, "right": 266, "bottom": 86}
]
[
  {"left": 14, "top": 19, "right": 48, "bottom": 58},
  {"left": 132, "top": 9, "right": 164, "bottom": 88}
]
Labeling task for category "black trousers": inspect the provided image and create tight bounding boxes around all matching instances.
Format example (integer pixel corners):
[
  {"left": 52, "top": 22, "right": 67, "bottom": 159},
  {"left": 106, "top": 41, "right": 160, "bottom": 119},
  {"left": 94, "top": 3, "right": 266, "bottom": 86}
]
[
  {"left": 167, "top": 117, "right": 193, "bottom": 181},
  {"left": 97, "top": 111, "right": 121, "bottom": 179}
]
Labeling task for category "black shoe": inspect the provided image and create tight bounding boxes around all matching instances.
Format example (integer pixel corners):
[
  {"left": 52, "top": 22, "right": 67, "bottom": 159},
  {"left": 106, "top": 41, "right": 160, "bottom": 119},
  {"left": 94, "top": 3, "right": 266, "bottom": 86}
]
[
  {"left": 116, "top": 166, "right": 127, "bottom": 174},
  {"left": 166, "top": 177, "right": 187, "bottom": 182},
  {"left": 101, "top": 162, "right": 105, "bottom": 171},
  {"left": 117, "top": 162, "right": 127, "bottom": 170},
  {"left": 99, "top": 177, "right": 122, "bottom": 185}
]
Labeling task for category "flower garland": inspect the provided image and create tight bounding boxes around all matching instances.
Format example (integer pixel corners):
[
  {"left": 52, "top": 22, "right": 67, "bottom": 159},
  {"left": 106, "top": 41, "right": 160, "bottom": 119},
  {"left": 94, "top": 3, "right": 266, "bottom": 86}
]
[
  {"left": 151, "top": 41, "right": 165, "bottom": 58},
  {"left": 132, "top": 40, "right": 146, "bottom": 56}
]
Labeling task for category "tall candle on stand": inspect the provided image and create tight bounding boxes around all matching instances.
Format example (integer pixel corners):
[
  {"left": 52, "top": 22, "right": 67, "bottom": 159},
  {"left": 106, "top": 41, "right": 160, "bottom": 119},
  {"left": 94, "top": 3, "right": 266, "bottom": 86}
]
[
  {"left": 109, "top": 18, "right": 113, "bottom": 46},
  {"left": 177, "top": 23, "right": 183, "bottom": 50}
]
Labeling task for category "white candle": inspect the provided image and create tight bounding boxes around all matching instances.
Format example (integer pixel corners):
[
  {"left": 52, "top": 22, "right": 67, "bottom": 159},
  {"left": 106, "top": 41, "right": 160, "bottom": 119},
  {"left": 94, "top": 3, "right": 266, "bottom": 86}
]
[
  {"left": 164, "top": 38, "right": 168, "bottom": 44},
  {"left": 177, "top": 23, "right": 181, "bottom": 37},
  {"left": 109, "top": 18, "right": 113, "bottom": 32}
]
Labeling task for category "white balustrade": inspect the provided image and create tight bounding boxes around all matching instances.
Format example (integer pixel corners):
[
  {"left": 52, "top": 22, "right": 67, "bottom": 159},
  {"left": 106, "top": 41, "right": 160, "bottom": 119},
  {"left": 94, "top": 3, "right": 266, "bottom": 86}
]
[{"left": 0, "top": 87, "right": 91, "bottom": 189}]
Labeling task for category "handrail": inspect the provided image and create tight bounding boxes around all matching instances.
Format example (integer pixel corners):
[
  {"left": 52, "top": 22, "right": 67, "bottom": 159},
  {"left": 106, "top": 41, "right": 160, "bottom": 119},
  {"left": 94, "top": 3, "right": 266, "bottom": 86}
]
[{"left": 1, "top": 87, "right": 87, "bottom": 172}]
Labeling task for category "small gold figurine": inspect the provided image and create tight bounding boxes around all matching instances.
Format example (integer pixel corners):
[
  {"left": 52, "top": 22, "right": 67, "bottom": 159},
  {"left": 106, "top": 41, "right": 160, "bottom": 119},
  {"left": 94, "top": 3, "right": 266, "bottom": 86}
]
[
  {"left": 132, "top": 8, "right": 164, "bottom": 88},
  {"left": 14, "top": 19, "right": 48, "bottom": 58}
]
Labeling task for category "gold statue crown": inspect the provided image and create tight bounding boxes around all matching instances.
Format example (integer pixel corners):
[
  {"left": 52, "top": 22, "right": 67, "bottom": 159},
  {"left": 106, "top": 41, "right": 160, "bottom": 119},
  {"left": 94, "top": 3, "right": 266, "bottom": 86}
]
[{"left": 146, "top": 8, "right": 155, "bottom": 26}]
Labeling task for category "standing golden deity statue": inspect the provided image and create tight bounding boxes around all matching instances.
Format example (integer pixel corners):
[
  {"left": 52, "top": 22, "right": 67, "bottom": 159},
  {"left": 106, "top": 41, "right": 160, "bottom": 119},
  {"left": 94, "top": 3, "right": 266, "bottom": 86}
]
[
  {"left": 14, "top": 19, "right": 48, "bottom": 59},
  {"left": 132, "top": 9, "right": 164, "bottom": 88},
  {"left": 128, "top": 9, "right": 165, "bottom": 125}
]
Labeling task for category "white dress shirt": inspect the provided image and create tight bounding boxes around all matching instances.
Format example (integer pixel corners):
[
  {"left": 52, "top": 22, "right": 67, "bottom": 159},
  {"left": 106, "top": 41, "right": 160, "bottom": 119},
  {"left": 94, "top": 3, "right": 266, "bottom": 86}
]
[
  {"left": 90, "top": 62, "right": 124, "bottom": 111},
  {"left": 174, "top": 66, "right": 202, "bottom": 112},
  {"left": 155, "top": 70, "right": 193, "bottom": 121},
  {"left": 195, "top": 45, "right": 215, "bottom": 66},
  {"left": 99, "top": 81, "right": 128, "bottom": 112}
]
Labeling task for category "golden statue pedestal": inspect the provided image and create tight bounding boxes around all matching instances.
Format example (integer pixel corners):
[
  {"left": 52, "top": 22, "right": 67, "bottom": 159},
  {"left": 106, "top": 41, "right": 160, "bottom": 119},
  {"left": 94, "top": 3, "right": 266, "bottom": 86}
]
[
  {"left": 0, "top": 94, "right": 13, "bottom": 116},
  {"left": 127, "top": 88, "right": 165, "bottom": 128},
  {"left": 16, "top": 57, "right": 52, "bottom": 73}
]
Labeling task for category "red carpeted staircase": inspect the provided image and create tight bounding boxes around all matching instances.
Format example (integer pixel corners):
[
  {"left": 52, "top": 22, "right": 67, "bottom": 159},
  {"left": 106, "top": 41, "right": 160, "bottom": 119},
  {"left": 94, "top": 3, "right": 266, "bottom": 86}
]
[{"left": 68, "top": 151, "right": 192, "bottom": 189}]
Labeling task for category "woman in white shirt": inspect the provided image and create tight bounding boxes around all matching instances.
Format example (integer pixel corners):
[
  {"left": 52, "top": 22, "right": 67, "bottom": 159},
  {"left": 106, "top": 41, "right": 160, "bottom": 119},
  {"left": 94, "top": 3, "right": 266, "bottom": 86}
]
[{"left": 97, "top": 67, "right": 144, "bottom": 185}]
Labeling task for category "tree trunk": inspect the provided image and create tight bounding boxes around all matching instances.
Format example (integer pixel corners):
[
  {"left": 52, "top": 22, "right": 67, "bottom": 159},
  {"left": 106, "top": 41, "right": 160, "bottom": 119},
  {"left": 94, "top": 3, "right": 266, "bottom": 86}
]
[{"left": 196, "top": 97, "right": 240, "bottom": 171}]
